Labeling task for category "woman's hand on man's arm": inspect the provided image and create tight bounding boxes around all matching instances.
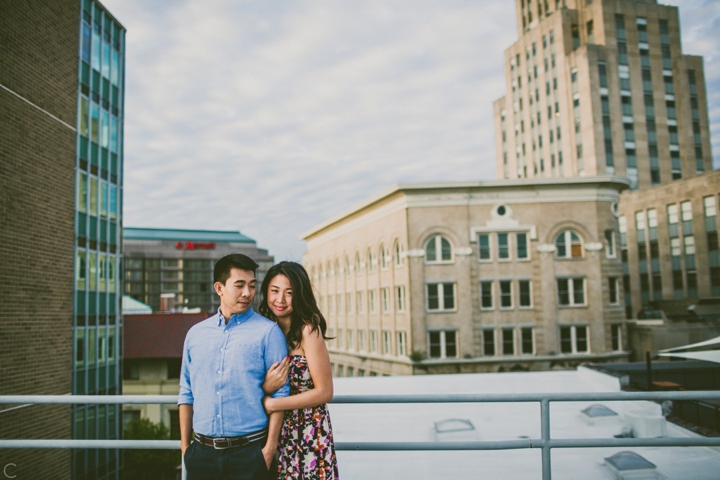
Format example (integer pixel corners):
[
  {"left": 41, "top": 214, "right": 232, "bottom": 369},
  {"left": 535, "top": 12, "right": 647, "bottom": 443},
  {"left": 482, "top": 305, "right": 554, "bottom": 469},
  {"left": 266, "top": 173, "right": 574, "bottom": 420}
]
[{"left": 262, "top": 356, "right": 290, "bottom": 395}]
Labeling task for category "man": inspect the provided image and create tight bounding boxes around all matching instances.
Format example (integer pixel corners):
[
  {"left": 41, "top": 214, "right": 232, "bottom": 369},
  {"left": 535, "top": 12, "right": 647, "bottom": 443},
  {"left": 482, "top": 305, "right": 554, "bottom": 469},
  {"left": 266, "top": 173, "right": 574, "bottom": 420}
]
[{"left": 179, "top": 254, "right": 289, "bottom": 480}]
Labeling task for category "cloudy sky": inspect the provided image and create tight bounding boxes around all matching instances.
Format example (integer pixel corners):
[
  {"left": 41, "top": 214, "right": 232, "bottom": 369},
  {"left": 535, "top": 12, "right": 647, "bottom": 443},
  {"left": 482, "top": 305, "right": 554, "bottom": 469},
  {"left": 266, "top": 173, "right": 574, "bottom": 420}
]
[{"left": 103, "top": 0, "right": 720, "bottom": 261}]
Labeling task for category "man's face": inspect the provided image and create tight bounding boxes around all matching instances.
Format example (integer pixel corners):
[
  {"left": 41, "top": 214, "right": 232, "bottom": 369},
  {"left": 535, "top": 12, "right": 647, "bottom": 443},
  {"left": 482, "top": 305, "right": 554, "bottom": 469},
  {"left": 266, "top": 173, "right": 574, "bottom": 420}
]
[{"left": 215, "top": 268, "right": 256, "bottom": 317}]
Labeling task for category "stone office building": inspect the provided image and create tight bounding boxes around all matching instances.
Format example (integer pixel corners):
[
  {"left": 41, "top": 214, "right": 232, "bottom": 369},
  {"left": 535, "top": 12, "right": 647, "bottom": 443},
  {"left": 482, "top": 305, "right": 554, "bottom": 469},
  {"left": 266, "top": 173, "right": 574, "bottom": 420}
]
[{"left": 302, "top": 177, "right": 630, "bottom": 376}]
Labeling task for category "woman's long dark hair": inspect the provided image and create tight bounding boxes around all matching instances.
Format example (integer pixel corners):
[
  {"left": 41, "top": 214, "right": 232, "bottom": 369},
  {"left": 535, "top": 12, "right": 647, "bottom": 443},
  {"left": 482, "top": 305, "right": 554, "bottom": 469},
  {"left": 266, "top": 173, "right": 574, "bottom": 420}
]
[{"left": 259, "top": 261, "right": 330, "bottom": 350}]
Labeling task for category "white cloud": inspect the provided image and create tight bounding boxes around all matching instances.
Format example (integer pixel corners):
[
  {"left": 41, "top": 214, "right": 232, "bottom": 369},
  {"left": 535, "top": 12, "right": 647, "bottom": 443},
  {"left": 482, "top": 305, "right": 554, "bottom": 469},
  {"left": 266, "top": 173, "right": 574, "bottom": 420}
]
[{"left": 102, "top": 0, "right": 720, "bottom": 261}]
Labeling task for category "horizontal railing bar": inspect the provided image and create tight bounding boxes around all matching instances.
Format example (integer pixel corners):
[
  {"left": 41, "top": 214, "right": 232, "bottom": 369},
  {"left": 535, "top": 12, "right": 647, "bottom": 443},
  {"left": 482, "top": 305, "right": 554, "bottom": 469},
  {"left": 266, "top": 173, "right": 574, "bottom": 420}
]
[
  {"left": 2, "top": 391, "right": 719, "bottom": 405},
  {"left": 3, "top": 437, "right": 719, "bottom": 450},
  {"left": 0, "top": 440, "right": 179, "bottom": 449}
]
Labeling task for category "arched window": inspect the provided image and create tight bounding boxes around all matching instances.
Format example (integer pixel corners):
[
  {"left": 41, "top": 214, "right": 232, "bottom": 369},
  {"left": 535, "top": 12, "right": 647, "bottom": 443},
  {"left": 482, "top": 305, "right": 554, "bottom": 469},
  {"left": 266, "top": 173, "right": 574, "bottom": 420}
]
[
  {"left": 555, "top": 231, "right": 583, "bottom": 258},
  {"left": 327, "top": 261, "right": 333, "bottom": 279},
  {"left": 334, "top": 259, "right": 341, "bottom": 278},
  {"left": 311, "top": 266, "right": 316, "bottom": 283},
  {"left": 355, "top": 253, "right": 363, "bottom": 275},
  {"left": 425, "top": 235, "right": 453, "bottom": 263},
  {"left": 367, "top": 248, "right": 376, "bottom": 272},
  {"left": 380, "top": 244, "right": 388, "bottom": 269},
  {"left": 318, "top": 264, "right": 324, "bottom": 282},
  {"left": 395, "top": 241, "right": 404, "bottom": 266},
  {"left": 345, "top": 256, "right": 352, "bottom": 277}
]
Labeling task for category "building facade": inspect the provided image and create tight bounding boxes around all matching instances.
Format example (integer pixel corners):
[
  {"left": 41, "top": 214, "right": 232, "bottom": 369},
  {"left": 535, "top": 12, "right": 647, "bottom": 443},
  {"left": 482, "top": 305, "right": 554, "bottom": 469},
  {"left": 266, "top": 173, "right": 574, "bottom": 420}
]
[
  {"left": 619, "top": 170, "right": 720, "bottom": 317},
  {"left": 122, "top": 313, "right": 207, "bottom": 438},
  {"left": 302, "top": 178, "right": 630, "bottom": 376},
  {"left": 493, "top": 0, "right": 712, "bottom": 189},
  {"left": 123, "top": 228, "right": 274, "bottom": 312},
  {"left": 0, "top": 1, "right": 125, "bottom": 479}
]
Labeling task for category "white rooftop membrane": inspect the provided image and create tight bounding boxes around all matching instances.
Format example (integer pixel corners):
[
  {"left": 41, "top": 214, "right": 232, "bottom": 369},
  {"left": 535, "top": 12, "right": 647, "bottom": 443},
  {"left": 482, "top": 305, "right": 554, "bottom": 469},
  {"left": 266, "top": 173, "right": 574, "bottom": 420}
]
[{"left": 327, "top": 368, "right": 720, "bottom": 479}]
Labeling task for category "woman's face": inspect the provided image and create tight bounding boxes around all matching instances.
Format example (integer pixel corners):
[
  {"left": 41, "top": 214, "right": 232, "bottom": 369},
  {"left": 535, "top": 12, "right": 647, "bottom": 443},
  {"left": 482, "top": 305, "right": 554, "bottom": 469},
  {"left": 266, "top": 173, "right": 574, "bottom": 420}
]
[{"left": 267, "top": 274, "right": 293, "bottom": 320}]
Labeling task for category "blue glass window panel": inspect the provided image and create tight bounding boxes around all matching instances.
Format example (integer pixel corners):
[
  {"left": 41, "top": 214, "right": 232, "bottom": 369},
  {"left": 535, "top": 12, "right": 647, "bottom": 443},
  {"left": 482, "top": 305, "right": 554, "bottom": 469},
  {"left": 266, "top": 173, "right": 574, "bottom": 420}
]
[
  {"left": 92, "top": 31, "right": 101, "bottom": 71},
  {"left": 82, "top": 23, "right": 92, "bottom": 63}
]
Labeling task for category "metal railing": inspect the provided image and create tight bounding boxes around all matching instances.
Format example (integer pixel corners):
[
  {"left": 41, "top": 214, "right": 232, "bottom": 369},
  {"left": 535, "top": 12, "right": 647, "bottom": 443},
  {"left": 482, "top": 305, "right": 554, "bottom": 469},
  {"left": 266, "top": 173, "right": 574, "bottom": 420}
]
[{"left": 2, "top": 391, "right": 720, "bottom": 480}]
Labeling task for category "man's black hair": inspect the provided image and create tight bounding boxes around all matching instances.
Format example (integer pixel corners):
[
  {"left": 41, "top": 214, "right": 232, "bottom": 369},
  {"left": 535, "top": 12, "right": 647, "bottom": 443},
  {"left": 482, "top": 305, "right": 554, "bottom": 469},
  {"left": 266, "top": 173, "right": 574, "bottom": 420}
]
[{"left": 213, "top": 254, "right": 259, "bottom": 284}]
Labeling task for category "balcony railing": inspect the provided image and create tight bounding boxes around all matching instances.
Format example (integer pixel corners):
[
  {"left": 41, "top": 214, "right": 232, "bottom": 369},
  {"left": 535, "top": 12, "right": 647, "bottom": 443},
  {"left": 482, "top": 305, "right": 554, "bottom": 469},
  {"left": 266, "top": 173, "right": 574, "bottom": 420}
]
[{"left": 2, "top": 391, "right": 720, "bottom": 480}]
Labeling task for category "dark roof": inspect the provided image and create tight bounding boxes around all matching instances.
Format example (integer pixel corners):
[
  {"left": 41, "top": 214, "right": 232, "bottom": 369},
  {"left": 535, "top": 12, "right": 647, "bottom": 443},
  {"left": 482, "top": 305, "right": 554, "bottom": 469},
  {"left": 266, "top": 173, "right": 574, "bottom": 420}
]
[
  {"left": 124, "top": 313, "right": 210, "bottom": 359},
  {"left": 123, "top": 227, "right": 255, "bottom": 243}
]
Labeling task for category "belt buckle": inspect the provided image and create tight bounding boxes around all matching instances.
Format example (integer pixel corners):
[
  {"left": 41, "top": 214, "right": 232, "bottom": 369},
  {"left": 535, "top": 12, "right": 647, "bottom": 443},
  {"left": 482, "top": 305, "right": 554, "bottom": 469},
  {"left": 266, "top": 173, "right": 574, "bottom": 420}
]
[{"left": 212, "top": 437, "right": 230, "bottom": 450}]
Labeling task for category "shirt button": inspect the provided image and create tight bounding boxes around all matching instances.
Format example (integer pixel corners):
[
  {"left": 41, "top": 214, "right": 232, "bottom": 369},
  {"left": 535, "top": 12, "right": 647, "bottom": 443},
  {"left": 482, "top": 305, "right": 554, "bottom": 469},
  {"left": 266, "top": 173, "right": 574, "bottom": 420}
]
[
  {"left": 217, "top": 370, "right": 221, "bottom": 374},
  {"left": 217, "top": 414, "right": 221, "bottom": 418},
  {"left": 216, "top": 392, "right": 220, "bottom": 395}
]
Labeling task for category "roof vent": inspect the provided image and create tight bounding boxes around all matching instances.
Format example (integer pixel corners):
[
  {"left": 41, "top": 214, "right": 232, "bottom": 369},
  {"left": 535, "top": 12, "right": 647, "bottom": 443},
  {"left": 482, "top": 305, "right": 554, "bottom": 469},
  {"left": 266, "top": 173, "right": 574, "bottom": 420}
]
[
  {"left": 434, "top": 419, "right": 478, "bottom": 442},
  {"left": 581, "top": 404, "right": 619, "bottom": 425},
  {"left": 604, "top": 451, "right": 658, "bottom": 480}
]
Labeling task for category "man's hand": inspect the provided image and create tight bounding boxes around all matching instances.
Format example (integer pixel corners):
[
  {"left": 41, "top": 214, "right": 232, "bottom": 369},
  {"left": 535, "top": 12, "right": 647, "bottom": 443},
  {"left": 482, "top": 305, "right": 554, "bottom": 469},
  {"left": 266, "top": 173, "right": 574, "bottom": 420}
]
[
  {"left": 261, "top": 443, "right": 275, "bottom": 470},
  {"left": 181, "top": 442, "right": 190, "bottom": 457},
  {"left": 262, "top": 357, "right": 290, "bottom": 394}
]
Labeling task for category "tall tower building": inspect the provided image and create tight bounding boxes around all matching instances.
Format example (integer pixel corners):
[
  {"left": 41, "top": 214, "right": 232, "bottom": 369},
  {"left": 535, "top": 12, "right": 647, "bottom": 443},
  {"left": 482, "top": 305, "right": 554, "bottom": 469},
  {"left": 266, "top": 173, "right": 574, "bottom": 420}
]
[
  {"left": 0, "top": 1, "right": 125, "bottom": 479},
  {"left": 493, "top": 0, "right": 713, "bottom": 191}
]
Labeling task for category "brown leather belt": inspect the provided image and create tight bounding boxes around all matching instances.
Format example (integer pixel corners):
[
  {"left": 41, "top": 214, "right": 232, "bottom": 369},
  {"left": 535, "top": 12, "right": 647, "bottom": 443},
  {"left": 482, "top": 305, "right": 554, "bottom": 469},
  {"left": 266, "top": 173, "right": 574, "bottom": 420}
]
[{"left": 194, "top": 429, "right": 267, "bottom": 450}]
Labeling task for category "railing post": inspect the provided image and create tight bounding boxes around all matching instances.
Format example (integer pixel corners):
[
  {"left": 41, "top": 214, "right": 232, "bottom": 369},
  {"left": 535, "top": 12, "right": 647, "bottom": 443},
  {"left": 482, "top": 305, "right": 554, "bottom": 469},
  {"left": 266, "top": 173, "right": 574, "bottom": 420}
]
[{"left": 541, "top": 398, "right": 551, "bottom": 480}]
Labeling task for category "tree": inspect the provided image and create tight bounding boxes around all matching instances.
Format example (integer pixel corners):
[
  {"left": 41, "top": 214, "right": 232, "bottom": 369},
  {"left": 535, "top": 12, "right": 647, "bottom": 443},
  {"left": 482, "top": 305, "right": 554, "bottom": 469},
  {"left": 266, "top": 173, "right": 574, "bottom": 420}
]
[{"left": 122, "top": 418, "right": 180, "bottom": 480}]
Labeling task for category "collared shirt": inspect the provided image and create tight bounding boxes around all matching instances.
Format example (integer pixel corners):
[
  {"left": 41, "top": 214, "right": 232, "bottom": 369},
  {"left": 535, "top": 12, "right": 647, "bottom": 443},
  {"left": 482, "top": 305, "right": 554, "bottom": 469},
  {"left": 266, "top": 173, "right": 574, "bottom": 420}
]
[{"left": 178, "top": 307, "right": 290, "bottom": 437}]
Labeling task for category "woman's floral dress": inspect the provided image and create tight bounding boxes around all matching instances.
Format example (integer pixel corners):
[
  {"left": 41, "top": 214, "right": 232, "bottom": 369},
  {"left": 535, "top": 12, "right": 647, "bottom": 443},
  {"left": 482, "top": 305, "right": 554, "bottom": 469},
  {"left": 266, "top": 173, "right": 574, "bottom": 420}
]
[{"left": 276, "top": 355, "right": 339, "bottom": 480}]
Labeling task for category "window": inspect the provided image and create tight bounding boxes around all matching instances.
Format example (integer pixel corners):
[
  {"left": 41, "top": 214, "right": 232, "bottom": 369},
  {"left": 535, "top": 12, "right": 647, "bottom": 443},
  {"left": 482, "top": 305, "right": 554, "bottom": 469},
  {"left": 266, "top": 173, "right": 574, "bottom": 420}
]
[
  {"left": 76, "top": 329, "right": 85, "bottom": 367},
  {"left": 367, "top": 249, "right": 376, "bottom": 272},
  {"left": 681, "top": 201, "right": 692, "bottom": 222},
  {"left": 498, "top": 233, "right": 510, "bottom": 260},
  {"left": 557, "top": 278, "right": 585, "bottom": 306},
  {"left": 521, "top": 327, "right": 534, "bottom": 354},
  {"left": 336, "top": 294, "right": 342, "bottom": 315},
  {"left": 358, "top": 330, "right": 366, "bottom": 351},
  {"left": 395, "top": 286, "right": 406, "bottom": 312},
  {"left": 684, "top": 236, "right": 695, "bottom": 255},
  {"left": 670, "top": 237, "right": 681, "bottom": 257},
  {"left": 108, "top": 256, "right": 116, "bottom": 292},
  {"left": 482, "top": 329, "right": 495, "bottom": 356},
  {"left": 605, "top": 230, "right": 616, "bottom": 257},
  {"left": 355, "top": 253, "right": 363, "bottom": 275},
  {"left": 609, "top": 277, "right": 619, "bottom": 304},
  {"left": 98, "top": 253, "right": 106, "bottom": 291},
  {"left": 347, "top": 367, "right": 355, "bottom": 377},
  {"left": 395, "top": 241, "right": 405, "bottom": 266},
  {"left": 480, "top": 281, "right": 493, "bottom": 309},
  {"left": 380, "top": 244, "right": 388, "bottom": 269},
  {"left": 381, "top": 288, "right": 390, "bottom": 312},
  {"left": 478, "top": 234, "right": 491, "bottom": 260},
  {"left": 346, "top": 330, "right": 354, "bottom": 350},
  {"left": 88, "top": 252, "right": 97, "bottom": 290},
  {"left": 425, "top": 235, "right": 453, "bottom": 263},
  {"left": 647, "top": 209, "right": 658, "bottom": 229},
  {"left": 704, "top": 196, "right": 716, "bottom": 218},
  {"left": 76, "top": 251, "right": 86, "bottom": 290},
  {"left": 428, "top": 330, "right": 458, "bottom": 358},
  {"left": 87, "top": 328, "right": 96, "bottom": 365},
  {"left": 560, "top": 325, "right": 589, "bottom": 353},
  {"left": 369, "top": 290, "right": 376, "bottom": 313},
  {"left": 336, "top": 365, "right": 344, "bottom": 377},
  {"left": 611, "top": 324, "right": 622, "bottom": 351},
  {"left": 89, "top": 176, "right": 98, "bottom": 215},
  {"left": 555, "top": 231, "right": 583, "bottom": 258},
  {"left": 383, "top": 330, "right": 392, "bottom": 355},
  {"left": 502, "top": 328, "right": 515, "bottom": 355},
  {"left": 345, "top": 256, "right": 351, "bottom": 277},
  {"left": 357, "top": 292, "right": 365, "bottom": 314},
  {"left": 397, "top": 331, "right": 407, "bottom": 356},
  {"left": 426, "top": 283, "right": 456, "bottom": 311},
  {"left": 109, "top": 185, "right": 117, "bottom": 220},
  {"left": 516, "top": 233, "right": 529, "bottom": 259},
  {"left": 346, "top": 293, "right": 352, "bottom": 314},
  {"left": 327, "top": 296, "right": 333, "bottom": 314},
  {"left": 519, "top": 280, "right": 532, "bottom": 307},
  {"left": 370, "top": 330, "right": 378, "bottom": 352},
  {"left": 336, "top": 328, "right": 343, "bottom": 349},
  {"left": 77, "top": 172, "right": 88, "bottom": 213},
  {"left": 500, "top": 281, "right": 513, "bottom": 308}
]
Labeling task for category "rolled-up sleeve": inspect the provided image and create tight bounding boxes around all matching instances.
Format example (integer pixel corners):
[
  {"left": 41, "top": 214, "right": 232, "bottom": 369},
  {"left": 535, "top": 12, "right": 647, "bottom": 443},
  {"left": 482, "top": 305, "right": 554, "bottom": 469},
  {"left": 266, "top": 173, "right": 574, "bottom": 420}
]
[
  {"left": 178, "top": 333, "right": 194, "bottom": 405},
  {"left": 265, "top": 324, "right": 290, "bottom": 398}
]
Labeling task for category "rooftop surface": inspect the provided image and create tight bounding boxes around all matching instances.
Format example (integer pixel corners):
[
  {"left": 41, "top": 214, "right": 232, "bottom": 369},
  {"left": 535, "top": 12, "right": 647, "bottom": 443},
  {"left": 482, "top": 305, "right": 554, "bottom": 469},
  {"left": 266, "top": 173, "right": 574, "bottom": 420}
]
[
  {"left": 328, "top": 367, "right": 720, "bottom": 479},
  {"left": 124, "top": 227, "right": 255, "bottom": 243}
]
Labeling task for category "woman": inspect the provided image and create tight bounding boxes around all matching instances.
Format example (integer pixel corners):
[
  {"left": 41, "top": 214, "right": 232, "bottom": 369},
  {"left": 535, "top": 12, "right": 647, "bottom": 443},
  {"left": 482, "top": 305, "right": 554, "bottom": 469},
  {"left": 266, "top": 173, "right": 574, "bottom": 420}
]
[{"left": 259, "top": 261, "right": 339, "bottom": 480}]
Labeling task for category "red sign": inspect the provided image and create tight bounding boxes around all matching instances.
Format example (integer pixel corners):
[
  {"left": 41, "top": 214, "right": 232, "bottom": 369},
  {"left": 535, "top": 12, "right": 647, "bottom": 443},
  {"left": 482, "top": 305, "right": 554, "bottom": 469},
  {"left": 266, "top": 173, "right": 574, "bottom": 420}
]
[{"left": 175, "top": 241, "right": 216, "bottom": 250}]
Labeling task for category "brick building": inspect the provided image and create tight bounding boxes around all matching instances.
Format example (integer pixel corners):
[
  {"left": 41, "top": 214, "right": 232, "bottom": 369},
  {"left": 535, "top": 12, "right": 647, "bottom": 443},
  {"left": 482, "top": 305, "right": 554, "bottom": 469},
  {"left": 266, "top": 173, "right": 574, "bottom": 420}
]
[{"left": 0, "top": 1, "right": 125, "bottom": 479}]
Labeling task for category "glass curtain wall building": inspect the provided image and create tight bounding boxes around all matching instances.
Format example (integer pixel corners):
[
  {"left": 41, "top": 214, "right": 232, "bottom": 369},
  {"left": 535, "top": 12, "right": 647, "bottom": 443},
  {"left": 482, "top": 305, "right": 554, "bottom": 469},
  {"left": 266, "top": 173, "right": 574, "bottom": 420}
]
[{"left": 74, "top": 1, "right": 125, "bottom": 479}]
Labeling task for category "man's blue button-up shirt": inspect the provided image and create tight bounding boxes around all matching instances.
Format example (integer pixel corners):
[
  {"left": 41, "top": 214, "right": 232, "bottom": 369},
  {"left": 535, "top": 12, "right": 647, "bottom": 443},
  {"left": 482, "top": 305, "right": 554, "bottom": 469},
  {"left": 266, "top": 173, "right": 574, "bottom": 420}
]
[{"left": 178, "top": 307, "right": 290, "bottom": 437}]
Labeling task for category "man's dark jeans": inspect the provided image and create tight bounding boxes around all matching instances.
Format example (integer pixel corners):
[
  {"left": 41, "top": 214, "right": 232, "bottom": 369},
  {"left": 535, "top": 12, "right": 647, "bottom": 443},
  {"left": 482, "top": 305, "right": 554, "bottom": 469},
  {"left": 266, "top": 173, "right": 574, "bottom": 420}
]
[{"left": 184, "top": 441, "right": 271, "bottom": 480}]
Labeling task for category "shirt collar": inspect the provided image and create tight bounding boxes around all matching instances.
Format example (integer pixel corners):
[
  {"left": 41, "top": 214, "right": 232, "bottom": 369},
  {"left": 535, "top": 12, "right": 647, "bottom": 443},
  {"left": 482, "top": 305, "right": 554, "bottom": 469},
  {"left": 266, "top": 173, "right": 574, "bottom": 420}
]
[{"left": 217, "top": 307, "right": 255, "bottom": 327}]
